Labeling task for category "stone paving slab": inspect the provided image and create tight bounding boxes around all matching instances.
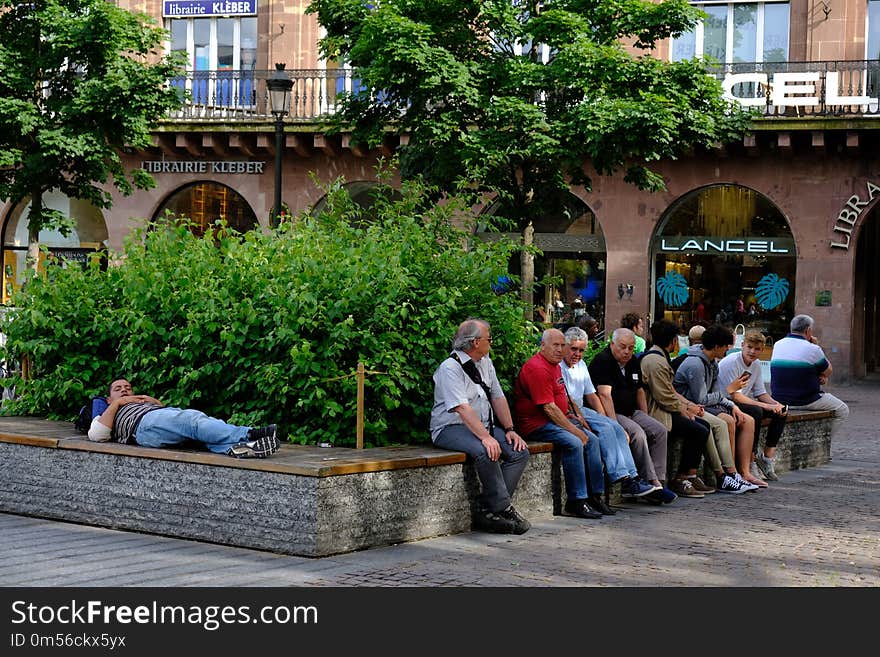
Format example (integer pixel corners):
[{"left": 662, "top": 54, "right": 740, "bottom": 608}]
[{"left": 0, "top": 381, "right": 876, "bottom": 587}]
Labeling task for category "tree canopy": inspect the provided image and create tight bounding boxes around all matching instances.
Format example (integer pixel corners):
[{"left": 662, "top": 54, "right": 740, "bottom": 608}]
[
  {"left": 308, "top": 0, "right": 753, "bottom": 308},
  {"left": 0, "top": 0, "right": 183, "bottom": 267},
  {"left": 310, "top": 0, "right": 750, "bottom": 206}
]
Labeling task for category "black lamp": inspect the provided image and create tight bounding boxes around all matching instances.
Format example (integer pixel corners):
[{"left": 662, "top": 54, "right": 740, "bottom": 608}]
[{"left": 266, "top": 63, "right": 294, "bottom": 227}]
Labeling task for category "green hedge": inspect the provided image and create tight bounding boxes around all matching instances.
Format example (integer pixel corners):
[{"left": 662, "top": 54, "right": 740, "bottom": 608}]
[{"left": 1, "top": 179, "right": 541, "bottom": 446}]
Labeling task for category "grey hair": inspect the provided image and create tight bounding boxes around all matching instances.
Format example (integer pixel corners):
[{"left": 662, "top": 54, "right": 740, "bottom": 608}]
[
  {"left": 452, "top": 319, "right": 488, "bottom": 352},
  {"left": 611, "top": 327, "right": 635, "bottom": 344},
  {"left": 790, "top": 314, "right": 814, "bottom": 334},
  {"left": 564, "top": 326, "right": 588, "bottom": 344}
]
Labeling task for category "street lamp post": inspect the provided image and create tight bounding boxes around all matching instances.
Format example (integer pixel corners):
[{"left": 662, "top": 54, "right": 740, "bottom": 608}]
[{"left": 266, "top": 63, "right": 294, "bottom": 228}]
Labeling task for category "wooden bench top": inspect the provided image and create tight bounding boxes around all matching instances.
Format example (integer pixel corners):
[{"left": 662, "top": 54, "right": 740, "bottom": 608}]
[
  {"left": 0, "top": 410, "right": 832, "bottom": 475},
  {"left": 0, "top": 416, "right": 552, "bottom": 477}
]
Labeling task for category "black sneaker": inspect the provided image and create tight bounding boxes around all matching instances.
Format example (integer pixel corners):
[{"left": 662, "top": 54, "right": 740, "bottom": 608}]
[
  {"left": 563, "top": 499, "right": 602, "bottom": 519},
  {"left": 497, "top": 505, "right": 531, "bottom": 534},
  {"left": 588, "top": 495, "right": 617, "bottom": 516},
  {"left": 229, "top": 425, "right": 279, "bottom": 458},
  {"left": 473, "top": 508, "right": 517, "bottom": 534}
]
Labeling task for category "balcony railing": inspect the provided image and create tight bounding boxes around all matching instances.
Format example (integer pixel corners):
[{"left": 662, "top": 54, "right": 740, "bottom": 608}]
[
  {"left": 168, "top": 68, "right": 361, "bottom": 122},
  {"left": 167, "top": 61, "right": 880, "bottom": 123}
]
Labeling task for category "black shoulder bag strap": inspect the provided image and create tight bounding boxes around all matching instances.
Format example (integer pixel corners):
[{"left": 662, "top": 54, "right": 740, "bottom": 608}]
[{"left": 450, "top": 352, "right": 495, "bottom": 435}]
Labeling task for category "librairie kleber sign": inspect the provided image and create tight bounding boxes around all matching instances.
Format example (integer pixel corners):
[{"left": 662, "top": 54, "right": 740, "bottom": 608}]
[{"left": 163, "top": 1, "right": 257, "bottom": 17}]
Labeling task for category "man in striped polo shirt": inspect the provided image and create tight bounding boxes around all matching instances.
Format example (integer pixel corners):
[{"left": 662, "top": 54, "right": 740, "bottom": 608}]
[
  {"left": 770, "top": 315, "right": 849, "bottom": 432},
  {"left": 87, "top": 378, "right": 279, "bottom": 458}
]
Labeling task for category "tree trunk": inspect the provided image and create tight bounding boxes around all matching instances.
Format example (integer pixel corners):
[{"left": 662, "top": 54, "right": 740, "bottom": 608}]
[
  {"left": 26, "top": 188, "right": 42, "bottom": 272},
  {"left": 520, "top": 220, "right": 534, "bottom": 320}
]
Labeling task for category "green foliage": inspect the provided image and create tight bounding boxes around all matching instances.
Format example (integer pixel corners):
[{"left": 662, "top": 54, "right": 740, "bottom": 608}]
[
  {"left": 0, "top": 0, "right": 183, "bottom": 247},
  {"left": 308, "top": 0, "right": 753, "bottom": 225},
  {"left": 1, "top": 178, "right": 541, "bottom": 447}
]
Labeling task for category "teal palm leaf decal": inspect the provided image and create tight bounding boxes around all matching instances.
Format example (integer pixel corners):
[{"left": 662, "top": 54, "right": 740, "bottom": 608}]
[
  {"left": 755, "top": 273, "right": 790, "bottom": 309},
  {"left": 656, "top": 271, "right": 689, "bottom": 307}
]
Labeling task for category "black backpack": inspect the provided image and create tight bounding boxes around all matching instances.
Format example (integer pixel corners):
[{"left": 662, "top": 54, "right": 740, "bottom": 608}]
[
  {"left": 670, "top": 352, "right": 689, "bottom": 372},
  {"left": 74, "top": 397, "right": 109, "bottom": 434}
]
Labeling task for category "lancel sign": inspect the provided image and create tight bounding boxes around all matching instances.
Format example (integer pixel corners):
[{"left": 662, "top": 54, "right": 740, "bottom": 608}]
[{"left": 656, "top": 237, "right": 794, "bottom": 255}]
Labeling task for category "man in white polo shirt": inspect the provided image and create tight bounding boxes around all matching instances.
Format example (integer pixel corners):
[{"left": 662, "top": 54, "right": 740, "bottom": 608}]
[{"left": 770, "top": 314, "right": 849, "bottom": 435}]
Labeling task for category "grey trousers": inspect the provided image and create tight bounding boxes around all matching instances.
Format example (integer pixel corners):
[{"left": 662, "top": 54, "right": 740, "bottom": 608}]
[
  {"left": 434, "top": 424, "right": 529, "bottom": 513},
  {"left": 616, "top": 411, "right": 668, "bottom": 483}
]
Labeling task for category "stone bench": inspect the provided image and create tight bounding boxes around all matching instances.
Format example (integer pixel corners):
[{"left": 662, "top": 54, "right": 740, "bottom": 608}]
[
  {"left": 0, "top": 418, "right": 555, "bottom": 557},
  {"left": 0, "top": 409, "right": 834, "bottom": 557},
  {"left": 664, "top": 409, "right": 835, "bottom": 486}
]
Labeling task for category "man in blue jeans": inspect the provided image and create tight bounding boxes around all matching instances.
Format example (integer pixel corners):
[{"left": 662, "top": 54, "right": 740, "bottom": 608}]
[
  {"left": 87, "top": 378, "right": 279, "bottom": 458},
  {"left": 514, "top": 329, "right": 653, "bottom": 519}
]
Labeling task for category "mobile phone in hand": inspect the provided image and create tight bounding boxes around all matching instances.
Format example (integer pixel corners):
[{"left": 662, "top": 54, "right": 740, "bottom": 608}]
[{"left": 741, "top": 371, "right": 751, "bottom": 380}]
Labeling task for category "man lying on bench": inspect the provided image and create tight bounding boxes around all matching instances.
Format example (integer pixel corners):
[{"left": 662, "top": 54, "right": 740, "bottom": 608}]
[{"left": 87, "top": 378, "right": 279, "bottom": 458}]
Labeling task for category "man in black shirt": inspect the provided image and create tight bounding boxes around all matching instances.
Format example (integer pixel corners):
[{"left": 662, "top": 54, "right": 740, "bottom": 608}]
[{"left": 588, "top": 328, "right": 669, "bottom": 495}]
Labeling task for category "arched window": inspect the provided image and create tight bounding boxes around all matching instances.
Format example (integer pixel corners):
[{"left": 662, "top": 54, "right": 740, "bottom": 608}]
[
  {"left": 652, "top": 184, "right": 796, "bottom": 340},
  {"left": 482, "top": 192, "right": 607, "bottom": 326},
  {"left": 152, "top": 182, "right": 258, "bottom": 236},
  {"left": 2, "top": 192, "right": 107, "bottom": 304}
]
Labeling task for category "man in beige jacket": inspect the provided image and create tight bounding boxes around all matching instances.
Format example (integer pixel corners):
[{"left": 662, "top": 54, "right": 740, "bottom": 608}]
[{"left": 639, "top": 320, "right": 714, "bottom": 498}]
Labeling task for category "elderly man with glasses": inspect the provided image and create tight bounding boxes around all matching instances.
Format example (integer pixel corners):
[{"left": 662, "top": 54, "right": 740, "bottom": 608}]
[
  {"left": 430, "top": 318, "right": 531, "bottom": 535},
  {"left": 562, "top": 327, "right": 675, "bottom": 505}
]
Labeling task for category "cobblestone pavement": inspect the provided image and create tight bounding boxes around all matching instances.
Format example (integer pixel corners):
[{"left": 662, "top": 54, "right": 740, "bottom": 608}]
[{"left": 1, "top": 381, "right": 877, "bottom": 587}]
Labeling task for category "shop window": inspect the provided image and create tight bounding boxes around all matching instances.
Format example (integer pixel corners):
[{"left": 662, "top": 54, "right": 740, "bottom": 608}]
[
  {"left": 482, "top": 193, "right": 607, "bottom": 326},
  {"left": 1, "top": 192, "right": 107, "bottom": 304},
  {"left": 651, "top": 185, "right": 796, "bottom": 341},
  {"left": 671, "top": 2, "right": 790, "bottom": 63},
  {"left": 152, "top": 182, "right": 258, "bottom": 236}
]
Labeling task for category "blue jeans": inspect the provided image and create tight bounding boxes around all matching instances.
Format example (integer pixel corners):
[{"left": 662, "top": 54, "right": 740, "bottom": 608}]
[
  {"left": 530, "top": 420, "right": 604, "bottom": 500},
  {"left": 581, "top": 409, "right": 638, "bottom": 482},
  {"left": 434, "top": 424, "right": 529, "bottom": 513},
  {"left": 134, "top": 408, "right": 250, "bottom": 454}
]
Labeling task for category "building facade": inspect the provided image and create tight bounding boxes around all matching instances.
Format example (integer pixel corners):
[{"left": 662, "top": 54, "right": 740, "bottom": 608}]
[{"left": 2, "top": 0, "right": 879, "bottom": 380}]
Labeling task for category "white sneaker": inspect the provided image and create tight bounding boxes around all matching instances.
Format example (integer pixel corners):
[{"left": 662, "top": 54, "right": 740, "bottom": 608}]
[
  {"left": 718, "top": 474, "right": 748, "bottom": 494},
  {"left": 734, "top": 472, "right": 759, "bottom": 491}
]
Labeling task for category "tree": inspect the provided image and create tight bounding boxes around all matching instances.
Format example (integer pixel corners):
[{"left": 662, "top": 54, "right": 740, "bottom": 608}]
[
  {"left": 0, "top": 176, "right": 540, "bottom": 446},
  {"left": 0, "top": 0, "right": 183, "bottom": 270},
  {"left": 308, "top": 0, "right": 753, "bottom": 315}
]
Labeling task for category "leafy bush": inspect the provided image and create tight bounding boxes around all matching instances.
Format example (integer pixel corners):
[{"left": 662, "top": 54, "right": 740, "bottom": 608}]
[{"left": 1, "top": 178, "right": 541, "bottom": 446}]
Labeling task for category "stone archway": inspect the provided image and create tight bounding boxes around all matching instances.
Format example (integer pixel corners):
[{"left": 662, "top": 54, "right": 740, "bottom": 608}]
[
  {"left": 1, "top": 191, "right": 107, "bottom": 304},
  {"left": 853, "top": 203, "right": 880, "bottom": 378},
  {"left": 651, "top": 184, "right": 796, "bottom": 341},
  {"left": 310, "top": 181, "right": 403, "bottom": 226}
]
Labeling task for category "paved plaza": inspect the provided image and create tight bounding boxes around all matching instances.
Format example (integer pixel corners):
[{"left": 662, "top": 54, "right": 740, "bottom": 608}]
[{"left": 1, "top": 381, "right": 877, "bottom": 587}]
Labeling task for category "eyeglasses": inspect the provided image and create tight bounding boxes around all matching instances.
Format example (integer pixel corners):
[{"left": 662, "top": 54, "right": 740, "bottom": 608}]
[
  {"left": 569, "top": 347, "right": 585, "bottom": 353},
  {"left": 477, "top": 336, "right": 493, "bottom": 343}
]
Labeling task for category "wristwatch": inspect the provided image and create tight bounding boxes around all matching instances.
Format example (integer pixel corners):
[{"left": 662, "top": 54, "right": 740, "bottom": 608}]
[{"left": 503, "top": 426, "right": 515, "bottom": 433}]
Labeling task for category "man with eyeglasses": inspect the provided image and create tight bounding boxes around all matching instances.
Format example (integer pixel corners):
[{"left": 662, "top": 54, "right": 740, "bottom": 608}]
[
  {"left": 560, "top": 327, "right": 664, "bottom": 506},
  {"left": 430, "top": 319, "right": 531, "bottom": 535}
]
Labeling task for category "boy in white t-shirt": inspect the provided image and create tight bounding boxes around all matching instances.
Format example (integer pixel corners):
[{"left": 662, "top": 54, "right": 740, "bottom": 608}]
[{"left": 718, "top": 331, "right": 788, "bottom": 481}]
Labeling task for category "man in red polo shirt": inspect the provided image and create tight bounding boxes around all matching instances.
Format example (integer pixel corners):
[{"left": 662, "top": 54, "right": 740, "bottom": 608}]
[{"left": 514, "top": 328, "right": 609, "bottom": 519}]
